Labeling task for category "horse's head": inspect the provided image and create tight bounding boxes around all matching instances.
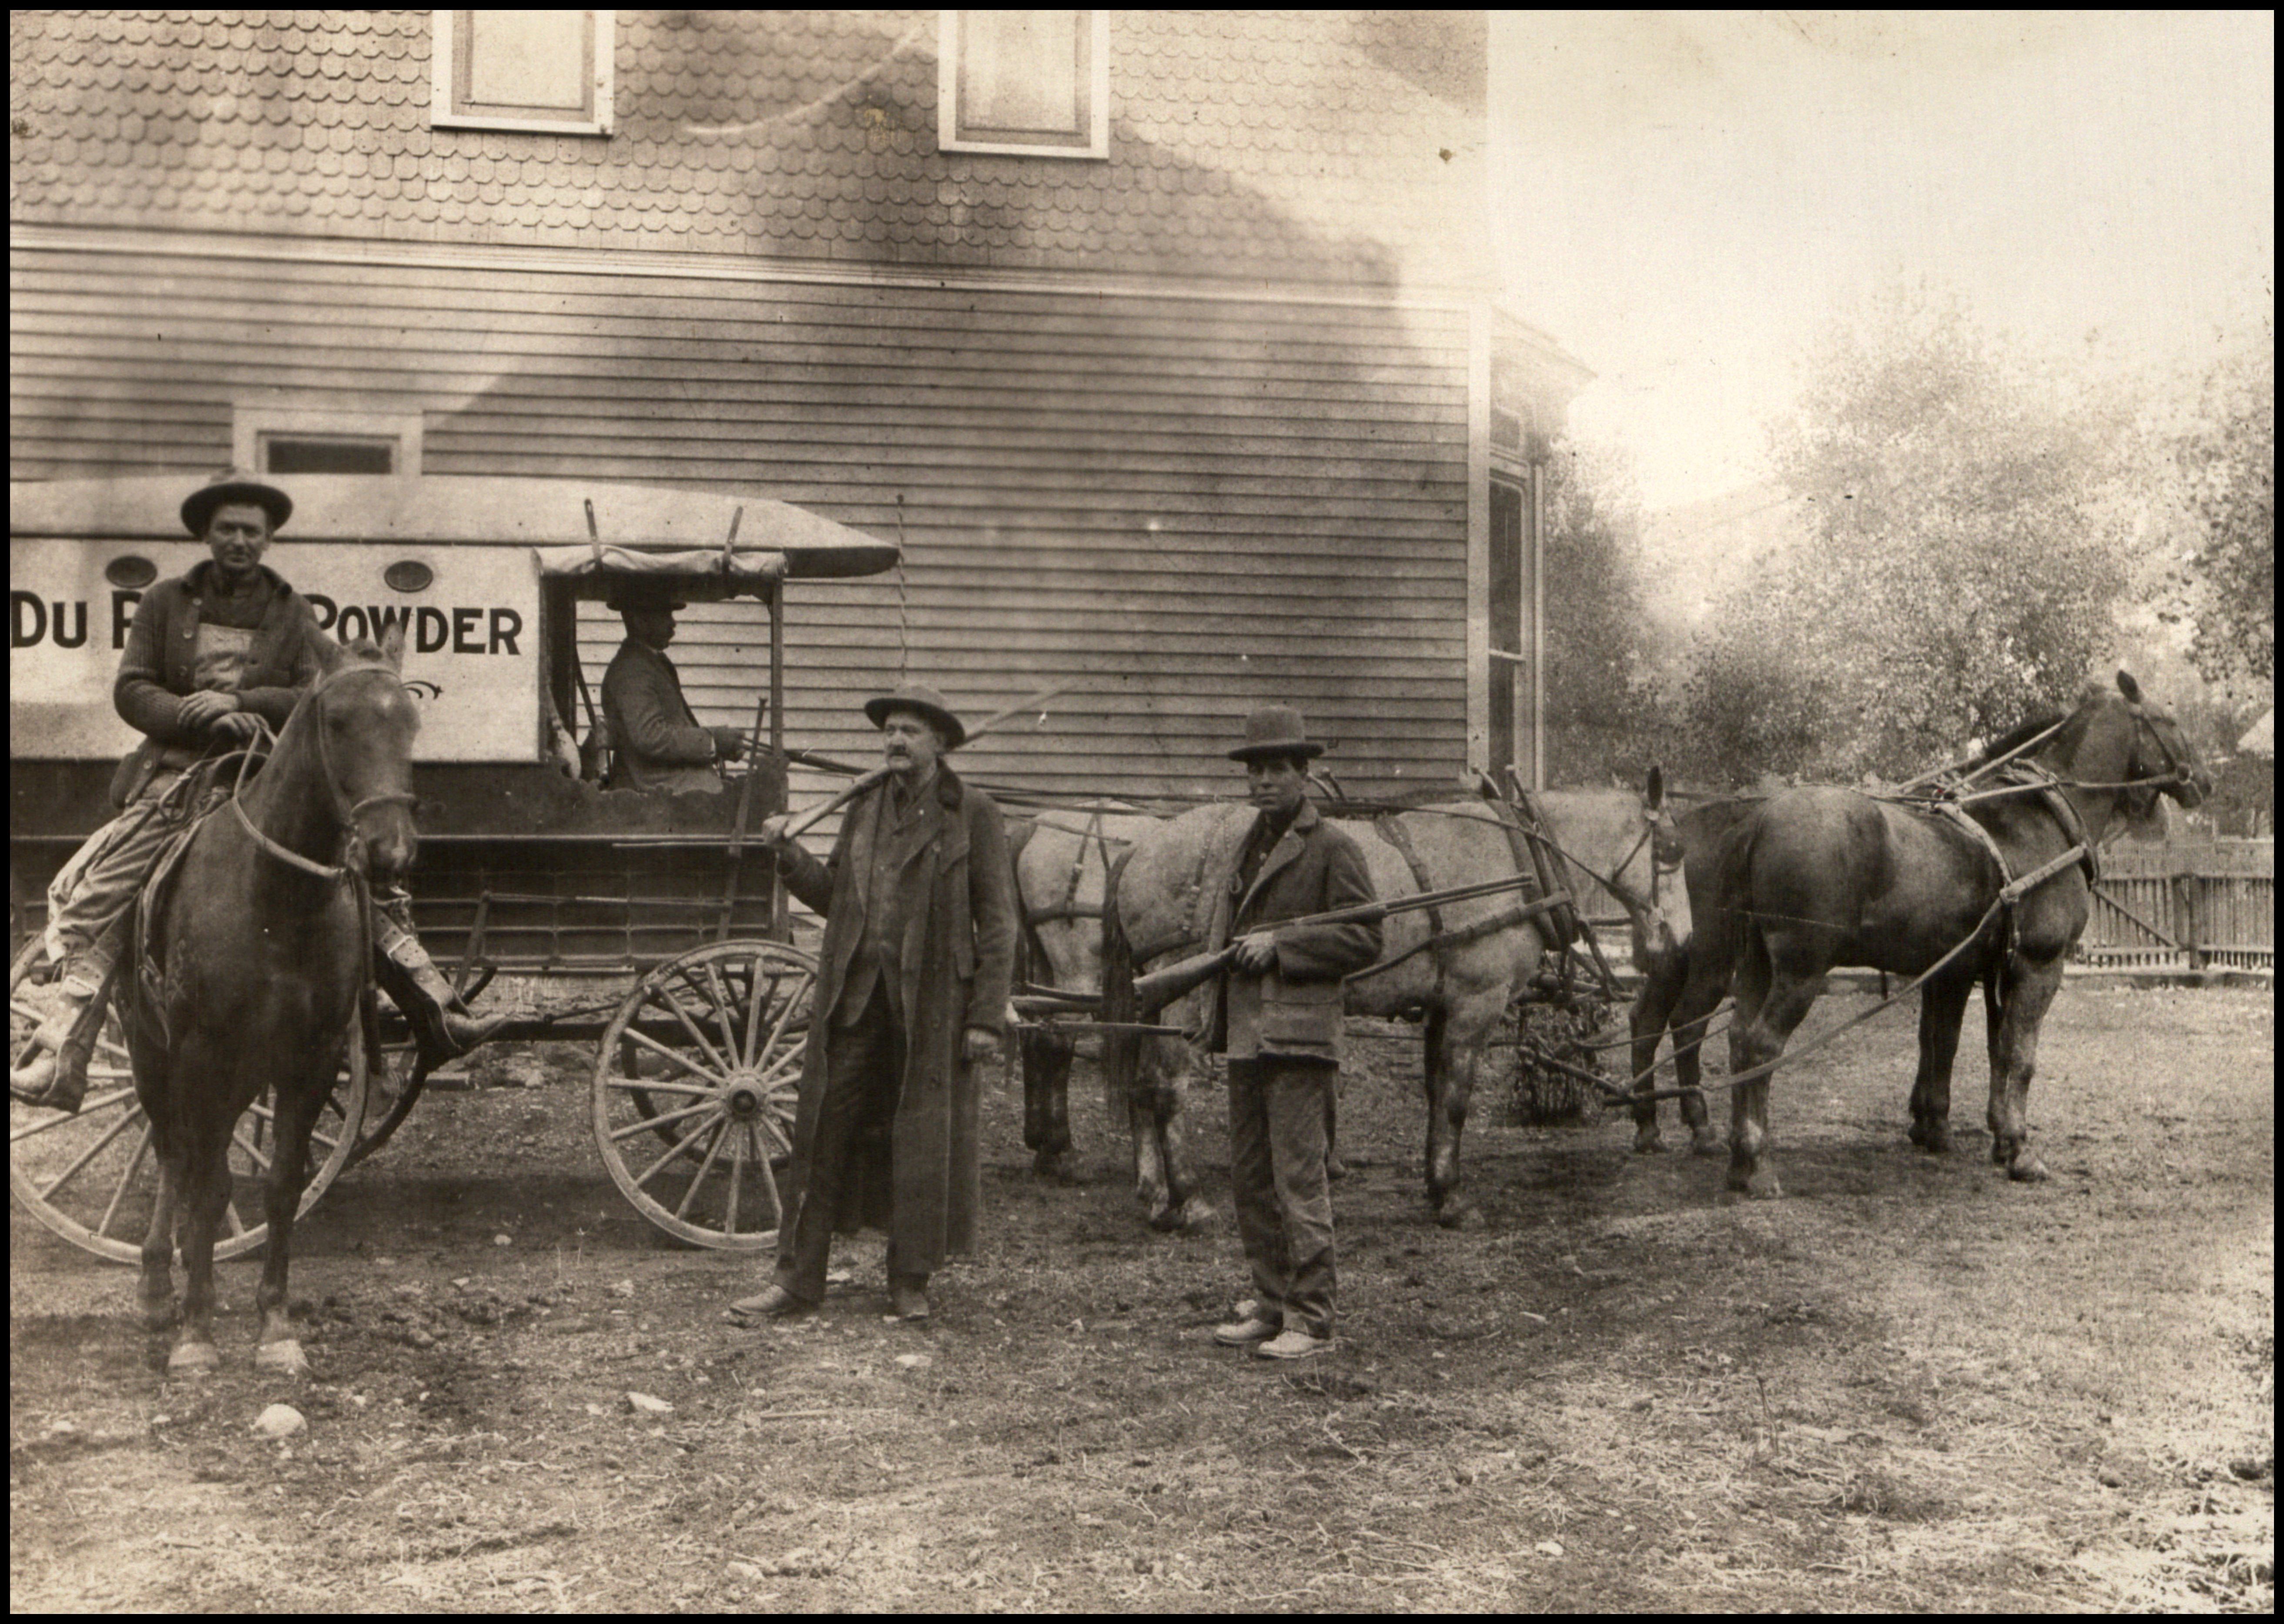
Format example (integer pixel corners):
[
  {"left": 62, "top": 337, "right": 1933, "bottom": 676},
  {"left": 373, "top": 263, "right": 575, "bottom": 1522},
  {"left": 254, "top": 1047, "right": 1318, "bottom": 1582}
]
[
  {"left": 2113, "top": 670, "right": 2211, "bottom": 813},
  {"left": 314, "top": 622, "right": 421, "bottom": 879}
]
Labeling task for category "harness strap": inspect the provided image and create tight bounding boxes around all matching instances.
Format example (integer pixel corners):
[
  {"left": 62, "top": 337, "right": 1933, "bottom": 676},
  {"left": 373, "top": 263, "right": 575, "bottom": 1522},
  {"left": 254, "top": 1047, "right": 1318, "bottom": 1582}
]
[
  {"left": 1372, "top": 812, "right": 1445, "bottom": 1003},
  {"left": 233, "top": 795, "right": 352, "bottom": 880}
]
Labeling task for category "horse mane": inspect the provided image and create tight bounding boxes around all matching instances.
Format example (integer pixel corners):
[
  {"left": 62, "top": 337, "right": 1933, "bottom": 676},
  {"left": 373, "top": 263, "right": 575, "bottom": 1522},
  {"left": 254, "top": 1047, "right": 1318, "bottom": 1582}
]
[{"left": 1971, "top": 710, "right": 2069, "bottom": 769}]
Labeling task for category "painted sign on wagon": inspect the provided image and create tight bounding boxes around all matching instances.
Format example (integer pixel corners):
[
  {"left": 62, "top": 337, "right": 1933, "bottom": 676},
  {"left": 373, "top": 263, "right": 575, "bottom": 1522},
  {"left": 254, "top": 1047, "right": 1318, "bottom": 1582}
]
[{"left": 8, "top": 538, "right": 538, "bottom": 762}]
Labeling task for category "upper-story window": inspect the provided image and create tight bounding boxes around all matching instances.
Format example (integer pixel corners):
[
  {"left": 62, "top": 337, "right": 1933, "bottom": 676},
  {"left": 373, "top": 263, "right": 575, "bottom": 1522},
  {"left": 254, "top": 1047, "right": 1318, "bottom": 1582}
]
[
  {"left": 432, "top": 10, "right": 614, "bottom": 136},
  {"left": 938, "top": 10, "right": 1109, "bottom": 159}
]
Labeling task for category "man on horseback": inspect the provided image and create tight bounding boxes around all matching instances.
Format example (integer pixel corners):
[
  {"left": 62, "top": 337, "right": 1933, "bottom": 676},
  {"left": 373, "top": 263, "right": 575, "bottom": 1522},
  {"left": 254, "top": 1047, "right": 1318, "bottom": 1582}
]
[
  {"left": 10, "top": 471, "right": 504, "bottom": 1112},
  {"left": 599, "top": 579, "right": 749, "bottom": 792},
  {"left": 728, "top": 682, "right": 1015, "bottom": 1325},
  {"left": 1206, "top": 706, "right": 1380, "bottom": 1360}
]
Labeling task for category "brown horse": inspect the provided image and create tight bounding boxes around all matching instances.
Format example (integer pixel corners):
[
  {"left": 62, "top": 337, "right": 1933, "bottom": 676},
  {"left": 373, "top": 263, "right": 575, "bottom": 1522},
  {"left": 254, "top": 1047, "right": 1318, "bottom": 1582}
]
[
  {"left": 1626, "top": 772, "right": 1757, "bottom": 1156},
  {"left": 1672, "top": 673, "right": 2207, "bottom": 1199},
  {"left": 123, "top": 628, "right": 419, "bottom": 1372},
  {"left": 1075, "top": 789, "right": 1660, "bottom": 1230}
]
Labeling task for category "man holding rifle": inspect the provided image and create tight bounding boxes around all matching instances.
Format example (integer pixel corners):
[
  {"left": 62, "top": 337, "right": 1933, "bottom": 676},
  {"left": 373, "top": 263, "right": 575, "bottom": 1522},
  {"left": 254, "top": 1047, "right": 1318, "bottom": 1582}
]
[
  {"left": 728, "top": 682, "right": 1015, "bottom": 1325},
  {"left": 1206, "top": 706, "right": 1380, "bottom": 1360}
]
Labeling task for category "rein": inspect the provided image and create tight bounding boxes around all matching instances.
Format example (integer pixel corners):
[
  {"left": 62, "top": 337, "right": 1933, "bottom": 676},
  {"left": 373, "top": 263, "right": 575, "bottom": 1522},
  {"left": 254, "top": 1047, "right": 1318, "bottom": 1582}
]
[{"left": 228, "top": 664, "right": 418, "bottom": 883}]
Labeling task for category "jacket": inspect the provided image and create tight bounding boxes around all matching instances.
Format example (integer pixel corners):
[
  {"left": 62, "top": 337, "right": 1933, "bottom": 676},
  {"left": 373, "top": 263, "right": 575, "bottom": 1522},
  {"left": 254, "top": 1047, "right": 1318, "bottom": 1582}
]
[
  {"left": 1202, "top": 800, "right": 1382, "bottom": 1063},
  {"left": 110, "top": 562, "right": 325, "bottom": 807},
  {"left": 600, "top": 637, "right": 723, "bottom": 794},
  {"left": 774, "top": 764, "right": 1016, "bottom": 1270}
]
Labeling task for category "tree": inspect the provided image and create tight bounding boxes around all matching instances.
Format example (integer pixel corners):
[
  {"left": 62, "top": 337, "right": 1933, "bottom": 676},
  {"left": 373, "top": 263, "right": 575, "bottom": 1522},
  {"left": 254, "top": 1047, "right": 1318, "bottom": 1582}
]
[
  {"left": 2163, "top": 342, "right": 2274, "bottom": 697},
  {"left": 1539, "top": 444, "right": 1659, "bottom": 785},
  {"left": 1681, "top": 289, "right": 2133, "bottom": 784}
]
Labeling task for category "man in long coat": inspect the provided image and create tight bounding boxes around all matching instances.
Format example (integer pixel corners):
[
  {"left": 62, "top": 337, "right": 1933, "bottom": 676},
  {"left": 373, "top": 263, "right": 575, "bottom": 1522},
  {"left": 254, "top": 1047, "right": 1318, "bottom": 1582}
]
[
  {"left": 729, "top": 682, "right": 1015, "bottom": 1323},
  {"left": 1203, "top": 705, "right": 1381, "bottom": 1360}
]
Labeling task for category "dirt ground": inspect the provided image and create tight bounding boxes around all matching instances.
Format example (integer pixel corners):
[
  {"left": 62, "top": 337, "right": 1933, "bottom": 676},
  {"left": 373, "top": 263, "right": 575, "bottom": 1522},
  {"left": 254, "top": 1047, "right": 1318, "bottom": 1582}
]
[{"left": 9, "top": 983, "right": 2273, "bottom": 1612}]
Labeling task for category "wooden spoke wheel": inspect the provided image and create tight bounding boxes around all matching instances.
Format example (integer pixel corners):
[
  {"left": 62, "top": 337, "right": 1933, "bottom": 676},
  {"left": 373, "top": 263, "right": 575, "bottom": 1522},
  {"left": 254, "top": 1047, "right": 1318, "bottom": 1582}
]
[
  {"left": 593, "top": 939, "right": 816, "bottom": 1250},
  {"left": 8, "top": 941, "right": 369, "bottom": 1265}
]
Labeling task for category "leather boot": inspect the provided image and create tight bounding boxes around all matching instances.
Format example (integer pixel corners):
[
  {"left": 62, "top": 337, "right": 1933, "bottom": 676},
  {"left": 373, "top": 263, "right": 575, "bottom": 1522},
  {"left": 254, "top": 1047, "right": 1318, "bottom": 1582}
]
[
  {"left": 8, "top": 985, "right": 94, "bottom": 1113},
  {"left": 379, "top": 939, "right": 507, "bottom": 1065}
]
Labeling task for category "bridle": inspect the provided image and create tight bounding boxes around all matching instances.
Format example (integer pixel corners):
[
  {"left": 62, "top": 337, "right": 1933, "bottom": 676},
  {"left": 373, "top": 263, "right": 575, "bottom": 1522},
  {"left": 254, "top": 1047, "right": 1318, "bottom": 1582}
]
[{"left": 230, "top": 663, "right": 419, "bottom": 882}]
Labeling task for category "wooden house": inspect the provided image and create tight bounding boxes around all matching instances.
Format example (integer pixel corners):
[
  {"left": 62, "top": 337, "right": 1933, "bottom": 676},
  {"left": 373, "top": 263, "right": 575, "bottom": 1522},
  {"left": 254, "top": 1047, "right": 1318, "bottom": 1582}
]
[{"left": 10, "top": 10, "right": 1588, "bottom": 805}]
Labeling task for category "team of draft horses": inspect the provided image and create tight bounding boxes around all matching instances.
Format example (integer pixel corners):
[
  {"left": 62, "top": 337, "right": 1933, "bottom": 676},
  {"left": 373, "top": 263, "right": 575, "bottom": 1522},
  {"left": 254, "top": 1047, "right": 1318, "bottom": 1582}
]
[{"left": 13, "top": 471, "right": 2211, "bottom": 1373}]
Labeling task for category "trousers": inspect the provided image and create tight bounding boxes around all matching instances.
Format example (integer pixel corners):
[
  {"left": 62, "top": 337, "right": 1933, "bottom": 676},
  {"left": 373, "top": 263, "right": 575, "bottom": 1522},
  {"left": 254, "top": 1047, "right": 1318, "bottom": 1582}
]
[
  {"left": 774, "top": 984, "right": 919, "bottom": 1304},
  {"left": 42, "top": 773, "right": 203, "bottom": 994},
  {"left": 1226, "top": 1056, "right": 1339, "bottom": 1339}
]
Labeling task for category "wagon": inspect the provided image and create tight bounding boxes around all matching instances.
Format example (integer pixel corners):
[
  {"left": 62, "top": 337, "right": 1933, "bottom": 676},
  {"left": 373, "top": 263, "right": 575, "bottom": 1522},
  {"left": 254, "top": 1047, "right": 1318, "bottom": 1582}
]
[{"left": 10, "top": 473, "right": 900, "bottom": 1259}]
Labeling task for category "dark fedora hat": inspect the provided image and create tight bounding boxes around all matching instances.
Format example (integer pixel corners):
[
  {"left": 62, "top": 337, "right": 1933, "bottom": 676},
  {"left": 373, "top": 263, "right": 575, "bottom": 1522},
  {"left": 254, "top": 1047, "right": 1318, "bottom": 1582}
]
[
  {"left": 180, "top": 471, "right": 292, "bottom": 536},
  {"left": 1229, "top": 704, "right": 1326, "bottom": 763},
  {"left": 605, "top": 577, "right": 689, "bottom": 613},
  {"left": 863, "top": 682, "right": 967, "bottom": 750}
]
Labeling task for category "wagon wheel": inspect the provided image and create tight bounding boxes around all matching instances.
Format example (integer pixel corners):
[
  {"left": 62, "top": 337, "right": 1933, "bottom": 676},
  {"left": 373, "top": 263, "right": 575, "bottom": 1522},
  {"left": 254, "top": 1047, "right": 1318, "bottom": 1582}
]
[
  {"left": 593, "top": 939, "right": 816, "bottom": 1250},
  {"left": 8, "top": 940, "right": 369, "bottom": 1265}
]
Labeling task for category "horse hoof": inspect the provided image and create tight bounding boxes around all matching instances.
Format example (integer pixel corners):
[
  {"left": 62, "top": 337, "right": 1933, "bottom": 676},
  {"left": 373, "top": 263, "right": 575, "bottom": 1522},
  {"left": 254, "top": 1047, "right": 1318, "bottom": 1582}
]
[
  {"left": 1326, "top": 1157, "right": 1349, "bottom": 1183},
  {"left": 1691, "top": 1129, "right": 1725, "bottom": 1158},
  {"left": 1724, "top": 1169, "right": 1783, "bottom": 1201},
  {"left": 1031, "top": 1149, "right": 1082, "bottom": 1185},
  {"left": 255, "top": 1339, "right": 310, "bottom": 1376},
  {"left": 141, "top": 1300, "right": 181, "bottom": 1334},
  {"left": 1911, "top": 1122, "right": 1951, "bottom": 1154},
  {"left": 167, "top": 1341, "right": 220, "bottom": 1373},
  {"left": 2006, "top": 1153, "right": 2050, "bottom": 1184},
  {"left": 1631, "top": 1127, "right": 1667, "bottom": 1155},
  {"left": 1173, "top": 1195, "right": 1216, "bottom": 1232},
  {"left": 1435, "top": 1203, "right": 1484, "bottom": 1232}
]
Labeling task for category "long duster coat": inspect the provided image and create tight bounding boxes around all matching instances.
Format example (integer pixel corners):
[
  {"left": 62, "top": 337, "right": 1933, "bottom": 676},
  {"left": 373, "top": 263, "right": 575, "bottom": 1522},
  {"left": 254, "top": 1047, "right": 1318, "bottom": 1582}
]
[{"left": 774, "top": 764, "right": 1015, "bottom": 1270}]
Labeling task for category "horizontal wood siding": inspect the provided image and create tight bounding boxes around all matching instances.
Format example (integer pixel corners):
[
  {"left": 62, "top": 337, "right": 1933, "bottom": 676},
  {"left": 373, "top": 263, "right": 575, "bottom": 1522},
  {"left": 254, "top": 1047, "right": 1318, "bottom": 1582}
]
[{"left": 11, "top": 245, "right": 1471, "bottom": 800}]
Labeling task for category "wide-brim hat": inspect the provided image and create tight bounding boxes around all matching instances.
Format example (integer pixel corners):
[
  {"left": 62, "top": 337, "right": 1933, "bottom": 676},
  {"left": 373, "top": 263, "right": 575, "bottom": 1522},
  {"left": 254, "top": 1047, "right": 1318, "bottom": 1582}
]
[
  {"left": 605, "top": 578, "right": 689, "bottom": 612},
  {"left": 863, "top": 682, "right": 967, "bottom": 750},
  {"left": 1229, "top": 704, "right": 1326, "bottom": 762},
  {"left": 181, "top": 471, "right": 292, "bottom": 537}
]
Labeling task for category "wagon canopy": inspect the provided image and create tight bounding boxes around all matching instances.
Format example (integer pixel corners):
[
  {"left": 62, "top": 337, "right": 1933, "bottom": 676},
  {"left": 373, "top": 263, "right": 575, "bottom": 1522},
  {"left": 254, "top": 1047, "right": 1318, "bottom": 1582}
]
[{"left": 8, "top": 474, "right": 900, "bottom": 589}]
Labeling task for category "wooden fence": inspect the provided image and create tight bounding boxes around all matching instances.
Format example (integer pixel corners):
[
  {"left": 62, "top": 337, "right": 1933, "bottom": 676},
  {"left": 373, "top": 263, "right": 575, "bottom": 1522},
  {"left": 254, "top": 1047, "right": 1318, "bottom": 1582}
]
[{"left": 2082, "top": 839, "right": 2274, "bottom": 972}]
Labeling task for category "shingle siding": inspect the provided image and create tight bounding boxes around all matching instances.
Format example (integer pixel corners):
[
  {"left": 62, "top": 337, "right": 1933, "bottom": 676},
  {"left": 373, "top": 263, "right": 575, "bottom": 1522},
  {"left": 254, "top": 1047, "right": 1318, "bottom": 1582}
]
[{"left": 9, "top": 10, "right": 1494, "bottom": 291}]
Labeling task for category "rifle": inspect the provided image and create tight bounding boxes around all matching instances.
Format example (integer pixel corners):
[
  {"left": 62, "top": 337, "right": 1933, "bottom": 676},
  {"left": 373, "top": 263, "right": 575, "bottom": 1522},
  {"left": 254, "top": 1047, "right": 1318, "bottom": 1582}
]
[{"left": 1129, "top": 876, "right": 1573, "bottom": 1013}]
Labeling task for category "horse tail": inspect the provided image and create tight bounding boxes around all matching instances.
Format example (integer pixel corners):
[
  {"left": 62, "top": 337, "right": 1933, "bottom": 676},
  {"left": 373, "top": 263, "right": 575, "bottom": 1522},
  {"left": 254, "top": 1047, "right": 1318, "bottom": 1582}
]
[
  {"left": 1098, "top": 848, "right": 1141, "bottom": 1120},
  {"left": 1003, "top": 817, "right": 1048, "bottom": 992},
  {"left": 1709, "top": 802, "right": 1764, "bottom": 977}
]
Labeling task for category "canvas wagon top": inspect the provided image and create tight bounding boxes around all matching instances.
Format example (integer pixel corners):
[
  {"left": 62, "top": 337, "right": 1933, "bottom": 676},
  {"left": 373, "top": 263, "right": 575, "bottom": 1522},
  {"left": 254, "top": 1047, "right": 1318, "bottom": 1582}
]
[{"left": 8, "top": 475, "right": 901, "bottom": 585}]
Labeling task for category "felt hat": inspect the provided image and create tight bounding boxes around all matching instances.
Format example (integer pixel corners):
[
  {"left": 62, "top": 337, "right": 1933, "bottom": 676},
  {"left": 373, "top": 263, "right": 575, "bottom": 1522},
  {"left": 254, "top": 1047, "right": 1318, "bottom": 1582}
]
[
  {"left": 605, "top": 578, "right": 690, "bottom": 612},
  {"left": 1229, "top": 705, "right": 1326, "bottom": 763},
  {"left": 180, "top": 471, "right": 292, "bottom": 537},
  {"left": 863, "top": 682, "right": 967, "bottom": 750}
]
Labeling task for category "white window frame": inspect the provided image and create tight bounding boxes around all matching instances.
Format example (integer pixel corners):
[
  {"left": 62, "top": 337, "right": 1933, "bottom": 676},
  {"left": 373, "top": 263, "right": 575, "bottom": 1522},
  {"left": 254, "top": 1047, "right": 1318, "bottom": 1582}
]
[
  {"left": 234, "top": 404, "right": 425, "bottom": 478},
  {"left": 938, "top": 10, "right": 1109, "bottom": 159},
  {"left": 432, "top": 10, "right": 614, "bottom": 137}
]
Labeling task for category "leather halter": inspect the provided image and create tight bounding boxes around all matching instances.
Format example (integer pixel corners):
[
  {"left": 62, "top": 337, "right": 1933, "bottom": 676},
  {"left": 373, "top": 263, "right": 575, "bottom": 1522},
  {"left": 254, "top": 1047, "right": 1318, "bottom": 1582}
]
[{"left": 231, "top": 662, "right": 418, "bottom": 882}]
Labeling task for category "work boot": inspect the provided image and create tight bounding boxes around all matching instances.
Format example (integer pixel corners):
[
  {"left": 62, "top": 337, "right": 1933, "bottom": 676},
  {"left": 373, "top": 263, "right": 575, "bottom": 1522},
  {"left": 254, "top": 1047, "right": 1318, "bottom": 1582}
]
[
  {"left": 887, "top": 1273, "right": 931, "bottom": 1323},
  {"left": 382, "top": 942, "right": 507, "bottom": 1065},
  {"left": 8, "top": 984, "right": 94, "bottom": 1113},
  {"left": 723, "top": 1283, "right": 814, "bottom": 1323},
  {"left": 1212, "top": 1313, "right": 1281, "bottom": 1347},
  {"left": 1254, "top": 1327, "right": 1336, "bottom": 1360}
]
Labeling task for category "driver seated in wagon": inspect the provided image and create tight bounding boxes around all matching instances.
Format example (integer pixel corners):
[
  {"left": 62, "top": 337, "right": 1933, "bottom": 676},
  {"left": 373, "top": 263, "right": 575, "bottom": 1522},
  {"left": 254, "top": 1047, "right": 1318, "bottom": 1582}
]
[
  {"left": 598, "top": 577, "right": 749, "bottom": 793},
  {"left": 10, "top": 472, "right": 507, "bottom": 1113}
]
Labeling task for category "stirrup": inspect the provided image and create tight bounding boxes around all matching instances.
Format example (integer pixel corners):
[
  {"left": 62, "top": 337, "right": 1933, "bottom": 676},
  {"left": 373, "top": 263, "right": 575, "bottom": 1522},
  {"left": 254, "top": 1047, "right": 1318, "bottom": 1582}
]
[{"left": 9, "top": 1046, "right": 87, "bottom": 1115}]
